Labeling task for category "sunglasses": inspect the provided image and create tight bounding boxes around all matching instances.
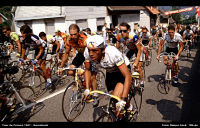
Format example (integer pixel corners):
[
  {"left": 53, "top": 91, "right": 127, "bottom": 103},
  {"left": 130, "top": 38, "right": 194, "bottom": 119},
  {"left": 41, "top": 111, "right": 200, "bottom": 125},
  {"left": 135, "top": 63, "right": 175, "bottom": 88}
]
[
  {"left": 119, "top": 30, "right": 128, "bottom": 33},
  {"left": 143, "top": 32, "right": 147, "bottom": 34}
]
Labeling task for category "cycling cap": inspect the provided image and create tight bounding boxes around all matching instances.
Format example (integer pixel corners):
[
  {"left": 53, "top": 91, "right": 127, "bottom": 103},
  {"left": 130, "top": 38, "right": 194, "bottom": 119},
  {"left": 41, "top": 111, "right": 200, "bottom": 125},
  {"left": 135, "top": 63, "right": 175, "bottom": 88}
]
[{"left": 87, "top": 35, "right": 105, "bottom": 49}]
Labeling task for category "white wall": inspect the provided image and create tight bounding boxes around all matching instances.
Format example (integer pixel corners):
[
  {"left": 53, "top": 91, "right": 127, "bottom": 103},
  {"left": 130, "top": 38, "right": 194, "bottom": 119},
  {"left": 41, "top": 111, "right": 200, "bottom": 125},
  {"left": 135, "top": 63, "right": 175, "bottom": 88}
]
[
  {"left": 15, "top": 21, "right": 24, "bottom": 35},
  {"left": 65, "top": 20, "right": 76, "bottom": 34},
  {"left": 105, "top": 16, "right": 112, "bottom": 28},
  {"left": 55, "top": 18, "right": 66, "bottom": 33},
  {"left": 32, "top": 20, "right": 45, "bottom": 36},
  {"left": 88, "top": 18, "right": 97, "bottom": 33},
  {"left": 139, "top": 10, "right": 150, "bottom": 31},
  {"left": 118, "top": 14, "right": 140, "bottom": 31}
]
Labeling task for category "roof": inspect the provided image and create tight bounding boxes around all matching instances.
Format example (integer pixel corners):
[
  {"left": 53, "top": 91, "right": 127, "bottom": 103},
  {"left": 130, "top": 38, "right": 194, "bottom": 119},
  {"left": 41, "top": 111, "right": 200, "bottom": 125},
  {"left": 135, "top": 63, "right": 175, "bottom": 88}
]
[
  {"left": 145, "top": 6, "right": 160, "bottom": 15},
  {"left": 0, "top": 13, "right": 8, "bottom": 21},
  {"left": 108, "top": 6, "right": 146, "bottom": 11},
  {"left": 15, "top": 15, "right": 65, "bottom": 21}
]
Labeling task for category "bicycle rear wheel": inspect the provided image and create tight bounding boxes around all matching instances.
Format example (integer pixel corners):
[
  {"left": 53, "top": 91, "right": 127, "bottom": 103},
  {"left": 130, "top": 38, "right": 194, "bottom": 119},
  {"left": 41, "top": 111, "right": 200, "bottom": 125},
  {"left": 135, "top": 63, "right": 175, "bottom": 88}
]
[
  {"left": 129, "top": 83, "right": 143, "bottom": 121},
  {"left": 21, "top": 69, "right": 44, "bottom": 98},
  {"left": 95, "top": 108, "right": 117, "bottom": 122},
  {"left": 62, "top": 82, "right": 85, "bottom": 122}
]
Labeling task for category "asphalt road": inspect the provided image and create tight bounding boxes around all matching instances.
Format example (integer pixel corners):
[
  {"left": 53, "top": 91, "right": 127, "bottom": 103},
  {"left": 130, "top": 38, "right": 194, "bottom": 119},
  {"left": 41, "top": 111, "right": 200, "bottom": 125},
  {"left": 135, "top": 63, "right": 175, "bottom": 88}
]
[{"left": 8, "top": 47, "right": 197, "bottom": 122}]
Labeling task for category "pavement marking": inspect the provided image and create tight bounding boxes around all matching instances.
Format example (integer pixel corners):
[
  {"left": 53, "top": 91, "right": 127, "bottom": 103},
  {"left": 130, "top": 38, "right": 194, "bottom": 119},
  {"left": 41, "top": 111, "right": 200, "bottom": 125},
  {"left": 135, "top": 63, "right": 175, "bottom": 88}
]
[{"left": 36, "top": 88, "right": 66, "bottom": 103}]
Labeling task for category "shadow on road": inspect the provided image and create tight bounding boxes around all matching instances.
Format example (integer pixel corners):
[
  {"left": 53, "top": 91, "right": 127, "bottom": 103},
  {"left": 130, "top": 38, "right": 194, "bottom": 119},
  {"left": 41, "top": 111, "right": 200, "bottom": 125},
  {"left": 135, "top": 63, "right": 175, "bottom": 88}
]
[
  {"left": 180, "top": 47, "right": 200, "bottom": 122},
  {"left": 146, "top": 99, "right": 181, "bottom": 122},
  {"left": 4, "top": 102, "right": 45, "bottom": 122}
]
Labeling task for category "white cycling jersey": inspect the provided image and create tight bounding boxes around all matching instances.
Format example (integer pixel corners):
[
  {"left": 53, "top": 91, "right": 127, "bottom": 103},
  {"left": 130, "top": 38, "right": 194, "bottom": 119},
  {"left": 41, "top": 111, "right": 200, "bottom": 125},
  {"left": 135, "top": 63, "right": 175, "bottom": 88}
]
[
  {"left": 140, "top": 32, "right": 151, "bottom": 40},
  {"left": 162, "top": 32, "right": 183, "bottom": 48},
  {"left": 51, "top": 36, "right": 65, "bottom": 52},
  {"left": 183, "top": 30, "right": 193, "bottom": 38},
  {"left": 84, "top": 45, "right": 130, "bottom": 73}
]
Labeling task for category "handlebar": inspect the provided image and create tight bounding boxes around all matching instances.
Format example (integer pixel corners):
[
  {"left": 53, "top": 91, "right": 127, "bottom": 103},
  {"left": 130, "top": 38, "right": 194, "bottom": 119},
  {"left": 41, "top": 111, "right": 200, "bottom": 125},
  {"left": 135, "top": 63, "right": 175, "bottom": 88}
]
[
  {"left": 158, "top": 52, "right": 176, "bottom": 58},
  {"left": 157, "top": 52, "right": 178, "bottom": 63},
  {"left": 89, "top": 90, "right": 121, "bottom": 102}
]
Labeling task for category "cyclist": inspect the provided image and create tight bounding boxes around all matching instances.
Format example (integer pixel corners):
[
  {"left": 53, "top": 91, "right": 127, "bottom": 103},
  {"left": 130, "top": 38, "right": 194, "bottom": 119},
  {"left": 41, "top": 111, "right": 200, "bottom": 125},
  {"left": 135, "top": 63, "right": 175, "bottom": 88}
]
[
  {"left": 85, "top": 28, "right": 92, "bottom": 37},
  {"left": 157, "top": 25, "right": 184, "bottom": 84},
  {"left": 83, "top": 35, "right": 133, "bottom": 115},
  {"left": 116, "top": 22, "right": 144, "bottom": 88},
  {"left": 140, "top": 27, "right": 152, "bottom": 62},
  {"left": 2, "top": 26, "right": 21, "bottom": 57},
  {"left": 58, "top": 24, "right": 87, "bottom": 76},
  {"left": 51, "top": 30, "right": 66, "bottom": 61},
  {"left": 182, "top": 26, "right": 194, "bottom": 51},
  {"left": 107, "top": 28, "right": 117, "bottom": 46},
  {"left": 19, "top": 25, "right": 53, "bottom": 90},
  {"left": 151, "top": 26, "right": 158, "bottom": 46}
]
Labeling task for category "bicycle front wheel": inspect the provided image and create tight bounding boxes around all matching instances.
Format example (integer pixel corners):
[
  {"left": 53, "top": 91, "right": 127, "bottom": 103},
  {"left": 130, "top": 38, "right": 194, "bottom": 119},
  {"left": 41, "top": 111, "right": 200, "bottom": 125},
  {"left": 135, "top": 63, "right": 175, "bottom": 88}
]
[
  {"left": 95, "top": 108, "right": 117, "bottom": 122},
  {"left": 62, "top": 82, "right": 85, "bottom": 122},
  {"left": 96, "top": 70, "right": 107, "bottom": 93},
  {"left": 129, "top": 83, "right": 143, "bottom": 121}
]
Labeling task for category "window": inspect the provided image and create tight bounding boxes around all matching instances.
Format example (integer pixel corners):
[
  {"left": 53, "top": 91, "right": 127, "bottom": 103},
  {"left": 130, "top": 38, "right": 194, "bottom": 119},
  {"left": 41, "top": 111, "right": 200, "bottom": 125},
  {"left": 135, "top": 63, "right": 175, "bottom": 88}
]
[
  {"left": 76, "top": 19, "right": 88, "bottom": 30},
  {"left": 96, "top": 17, "right": 105, "bottom": 26},
  {"left": 45, "top": 19, "right": 55, "bottom": 35}
]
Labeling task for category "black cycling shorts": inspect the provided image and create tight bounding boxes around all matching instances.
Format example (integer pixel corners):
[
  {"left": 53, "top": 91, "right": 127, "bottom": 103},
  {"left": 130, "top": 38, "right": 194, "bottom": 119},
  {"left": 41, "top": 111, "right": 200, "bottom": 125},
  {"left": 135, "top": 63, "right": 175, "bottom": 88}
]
[
  {"left": 106, "top": 65, "right": 131, "bottom": 92},
  {"left": 166, "top": 47, "right": 178, "bottom": 54},
  {"left": 72, "top": 52, "right": 85, "bottom": 67},
  {"left": 35, "top": 49, "right": 47, "bottom": 60}
]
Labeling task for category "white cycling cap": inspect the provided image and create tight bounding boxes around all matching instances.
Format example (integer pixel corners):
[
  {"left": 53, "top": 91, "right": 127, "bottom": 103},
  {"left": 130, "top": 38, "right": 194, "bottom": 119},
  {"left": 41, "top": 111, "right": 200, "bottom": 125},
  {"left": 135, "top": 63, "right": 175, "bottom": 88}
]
[{"left": 87, "top": 35, "right": 105, "bottom": 49}]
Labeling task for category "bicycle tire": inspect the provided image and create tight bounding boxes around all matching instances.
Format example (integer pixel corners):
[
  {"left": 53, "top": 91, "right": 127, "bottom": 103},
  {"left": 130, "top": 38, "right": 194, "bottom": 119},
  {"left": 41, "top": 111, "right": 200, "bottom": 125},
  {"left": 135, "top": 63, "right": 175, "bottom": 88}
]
[
  {"left": 18, "top": 85, "right": 36, "bottom": 103},
  {"left": 96, "top": 70, "right": 107, "bottom": 93},
  {"left": 62, "top": 82, "right": 85, "bottom": 122},
  {"left": 94, "top": 108, "right": 117, "bottom": 122},
  {"left": 21, "top": 69, "right": 44, "bottom": 98},
  {"left": 129, "top": 84, "right": 143, "bottom": 121}
]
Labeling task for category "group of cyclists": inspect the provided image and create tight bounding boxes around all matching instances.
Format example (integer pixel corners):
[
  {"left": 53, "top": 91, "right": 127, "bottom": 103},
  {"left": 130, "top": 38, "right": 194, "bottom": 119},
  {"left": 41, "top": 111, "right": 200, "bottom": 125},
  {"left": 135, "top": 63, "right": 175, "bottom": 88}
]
[{"left": 0, "top": 20, "right": 200, "bottom": 121}]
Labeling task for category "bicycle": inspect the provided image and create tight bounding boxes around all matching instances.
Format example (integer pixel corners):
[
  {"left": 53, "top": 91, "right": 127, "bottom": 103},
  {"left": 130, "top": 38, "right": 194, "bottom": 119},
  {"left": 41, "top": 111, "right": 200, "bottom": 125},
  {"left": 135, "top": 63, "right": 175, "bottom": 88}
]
[
  {"left": 20, "top": 59, "right": 46, "bottom": 98},
  {"left": 184, "top": 40, "right": 191, "bottom": 58},
  {"left": 143, "top": 45, "right": 152, "bottom": 66},
  {"left": 62, "top": 67, "right": 106, "bottom": 122},
  {"left": 0, "top": 78, "right": 36, "bottom": 122},
  {"left": 157, "top": 52, "right": 179, "bottom": 94},
  {"left": 87, "top": 89, "right": 140, "bottom": 122}
]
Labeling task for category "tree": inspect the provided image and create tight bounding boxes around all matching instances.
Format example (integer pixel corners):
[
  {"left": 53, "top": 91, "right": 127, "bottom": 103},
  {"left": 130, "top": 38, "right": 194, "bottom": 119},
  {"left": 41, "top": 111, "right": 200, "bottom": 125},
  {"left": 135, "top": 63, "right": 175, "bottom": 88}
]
[{"left": 170, "top": 6, "right": 184, "bottom": 24}]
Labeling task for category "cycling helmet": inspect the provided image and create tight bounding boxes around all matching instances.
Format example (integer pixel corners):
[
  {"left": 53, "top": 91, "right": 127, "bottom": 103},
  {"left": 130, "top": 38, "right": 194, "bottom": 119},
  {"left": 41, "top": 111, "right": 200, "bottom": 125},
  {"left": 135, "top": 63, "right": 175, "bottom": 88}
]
[{"left": 87, "top": 35, "right": 105, "bottom": 49}]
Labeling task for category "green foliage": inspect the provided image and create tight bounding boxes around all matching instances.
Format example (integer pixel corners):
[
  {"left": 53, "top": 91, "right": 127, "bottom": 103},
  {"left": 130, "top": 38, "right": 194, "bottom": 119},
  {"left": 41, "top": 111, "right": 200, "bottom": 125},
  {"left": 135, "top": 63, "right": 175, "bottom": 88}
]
[
  {"left": 182, "top": 13, "right": 197, "bottom": 25},
  {"left": 0, "top": 6, "right": 12, "bottom": 26},
  {"left": 170, "top": 6, "right": 184, "bottom": 24}
]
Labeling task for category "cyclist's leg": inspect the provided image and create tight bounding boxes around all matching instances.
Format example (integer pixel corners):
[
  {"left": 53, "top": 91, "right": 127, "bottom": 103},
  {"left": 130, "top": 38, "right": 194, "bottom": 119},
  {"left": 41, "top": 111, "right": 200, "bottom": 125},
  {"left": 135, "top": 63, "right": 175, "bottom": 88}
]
[
  {"left": 69, "top": 52, "right": 85, "bottom": 75},
  {"left": 164, "top": 47, "right": 170, "bottom": 65}
]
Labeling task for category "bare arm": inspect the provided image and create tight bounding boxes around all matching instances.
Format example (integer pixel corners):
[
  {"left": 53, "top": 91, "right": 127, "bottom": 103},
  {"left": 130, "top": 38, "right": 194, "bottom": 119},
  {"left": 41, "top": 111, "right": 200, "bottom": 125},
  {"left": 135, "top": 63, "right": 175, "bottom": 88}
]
[
  {"left": 35, "top": 45, "right": 44, "bottom": 60},
  {"left": 135, "top": 42, "right": 142, "bottom": 66},
  {"left": 118, "top": 64, "right": 132, "bottom": 98},
  {"left": 55, "top": 41, "right": 60, "bottom": 53},
  {"left": 60, "top": 44, "right": 71, "bottom": 68},
  {"left": 84, "top": 61, "right": 91, "bottom": 90},
  {"left": 21, "top": 44, "right": 26, "bottom": 60},
  {"left": 157, "top": 39, "right": 164, "bottom": 56},
  {"left": 16, "top": 40, "right": 21, "bottom": 54},
  {"left": 177, "top": 41, "right": 183, "bottom": 57}
]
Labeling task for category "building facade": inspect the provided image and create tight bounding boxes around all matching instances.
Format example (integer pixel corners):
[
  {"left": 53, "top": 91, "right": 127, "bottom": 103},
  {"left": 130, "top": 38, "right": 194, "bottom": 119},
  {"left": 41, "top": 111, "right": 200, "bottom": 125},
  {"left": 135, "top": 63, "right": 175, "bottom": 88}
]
[{"left": 13, "top": 6, "right": 159, "bottom": 36}]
